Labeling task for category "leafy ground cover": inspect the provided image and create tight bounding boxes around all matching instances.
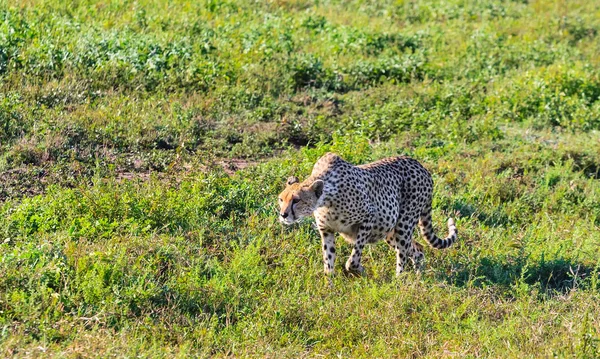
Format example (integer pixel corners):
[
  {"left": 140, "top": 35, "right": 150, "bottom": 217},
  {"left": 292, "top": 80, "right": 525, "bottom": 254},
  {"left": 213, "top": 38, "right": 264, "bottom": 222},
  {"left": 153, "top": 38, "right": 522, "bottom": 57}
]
[{"left": 1, "top": 0, "right": 599, "bottom": 357}]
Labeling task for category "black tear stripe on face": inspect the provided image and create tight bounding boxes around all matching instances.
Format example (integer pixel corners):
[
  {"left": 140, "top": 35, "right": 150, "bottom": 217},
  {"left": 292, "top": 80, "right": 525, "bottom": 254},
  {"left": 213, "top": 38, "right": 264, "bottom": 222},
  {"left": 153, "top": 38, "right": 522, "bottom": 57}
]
[{"left": 291, "top": 203, "right": 296, "bottom": 220}]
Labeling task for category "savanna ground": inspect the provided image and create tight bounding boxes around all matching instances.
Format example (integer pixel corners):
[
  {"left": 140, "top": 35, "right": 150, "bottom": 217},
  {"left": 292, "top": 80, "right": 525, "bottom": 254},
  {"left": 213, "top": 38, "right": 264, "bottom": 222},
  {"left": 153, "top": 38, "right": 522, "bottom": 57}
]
[{"left": 1, "top": 0, "right": 600, "bottom": 357}]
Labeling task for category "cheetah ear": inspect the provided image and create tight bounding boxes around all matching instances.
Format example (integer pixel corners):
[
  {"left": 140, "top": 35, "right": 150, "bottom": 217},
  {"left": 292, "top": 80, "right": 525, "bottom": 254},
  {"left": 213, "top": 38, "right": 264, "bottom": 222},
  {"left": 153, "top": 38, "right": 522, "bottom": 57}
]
[
  {"left": 310, "top": 180, "right": 324, "bottom": 198},
  {"left": 286, "top": 176, "right": 299, "bottom": 186}
]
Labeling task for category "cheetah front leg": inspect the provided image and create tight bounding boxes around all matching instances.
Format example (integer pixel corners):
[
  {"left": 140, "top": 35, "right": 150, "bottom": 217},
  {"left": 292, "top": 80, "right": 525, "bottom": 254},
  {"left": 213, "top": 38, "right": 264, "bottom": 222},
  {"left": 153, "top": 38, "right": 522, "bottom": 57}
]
[
  {"left": 344, "top": 224, "right": 372, "bottom": 275},
  {"left": 319, "top": 229, "right": 336, "bottom": 275}
]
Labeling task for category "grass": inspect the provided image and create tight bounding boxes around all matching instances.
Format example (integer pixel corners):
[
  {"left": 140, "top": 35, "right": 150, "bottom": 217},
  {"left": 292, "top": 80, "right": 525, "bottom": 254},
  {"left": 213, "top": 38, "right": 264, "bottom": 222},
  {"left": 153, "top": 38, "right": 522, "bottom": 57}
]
[{"left": 1, "top": 0, "right": 599, "bottom": 357}]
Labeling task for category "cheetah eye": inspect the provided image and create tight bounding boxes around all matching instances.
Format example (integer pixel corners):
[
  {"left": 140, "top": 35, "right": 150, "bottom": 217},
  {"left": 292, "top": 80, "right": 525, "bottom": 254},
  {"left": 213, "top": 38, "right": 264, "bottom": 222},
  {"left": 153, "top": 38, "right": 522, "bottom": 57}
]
[{"left": 292, "top": 198, "right": 300, "bottom": 204}]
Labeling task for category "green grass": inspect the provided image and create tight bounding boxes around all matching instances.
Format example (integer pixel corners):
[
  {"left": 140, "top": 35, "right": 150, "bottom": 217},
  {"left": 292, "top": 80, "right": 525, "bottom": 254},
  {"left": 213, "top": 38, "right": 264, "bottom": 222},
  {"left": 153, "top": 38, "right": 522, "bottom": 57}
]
[{"left": 1, "top": 0, "right": 600, "bottom": 357}]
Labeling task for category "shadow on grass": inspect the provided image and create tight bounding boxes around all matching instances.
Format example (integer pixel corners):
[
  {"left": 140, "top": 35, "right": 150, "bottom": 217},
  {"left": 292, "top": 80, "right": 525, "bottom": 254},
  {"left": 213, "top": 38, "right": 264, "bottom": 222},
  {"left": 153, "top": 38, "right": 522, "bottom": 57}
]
[
  {"left": 450, "top": 200, "right": 511, "bottom": 228},
  {"left": 437, "top": 254, "right": 599, "bottom": 296}
]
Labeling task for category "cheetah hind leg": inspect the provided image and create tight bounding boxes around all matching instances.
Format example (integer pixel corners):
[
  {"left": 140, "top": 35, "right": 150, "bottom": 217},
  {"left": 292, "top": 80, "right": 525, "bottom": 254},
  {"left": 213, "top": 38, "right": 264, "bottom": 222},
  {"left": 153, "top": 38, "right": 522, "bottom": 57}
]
[
  {"left": 387, "top": 231, "right": 425, "bottom": 273},
  {"left": 408, "top": 241, "right": 425, "bottom": 273}
]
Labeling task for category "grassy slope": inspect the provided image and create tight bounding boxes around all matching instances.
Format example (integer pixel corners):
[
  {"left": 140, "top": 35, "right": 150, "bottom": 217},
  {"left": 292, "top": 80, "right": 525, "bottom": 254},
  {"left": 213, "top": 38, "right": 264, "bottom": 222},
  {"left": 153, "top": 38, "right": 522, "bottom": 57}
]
[{"left": 1, "top": 0, "right": 600, "bottom": 357}]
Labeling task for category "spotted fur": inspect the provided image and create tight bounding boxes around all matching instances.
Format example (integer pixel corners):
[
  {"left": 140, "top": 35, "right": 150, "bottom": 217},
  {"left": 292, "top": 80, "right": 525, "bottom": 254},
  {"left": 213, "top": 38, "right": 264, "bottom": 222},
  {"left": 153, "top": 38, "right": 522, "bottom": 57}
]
[{"left": 278, "top": 152, "right": 457, "bottom": 276}]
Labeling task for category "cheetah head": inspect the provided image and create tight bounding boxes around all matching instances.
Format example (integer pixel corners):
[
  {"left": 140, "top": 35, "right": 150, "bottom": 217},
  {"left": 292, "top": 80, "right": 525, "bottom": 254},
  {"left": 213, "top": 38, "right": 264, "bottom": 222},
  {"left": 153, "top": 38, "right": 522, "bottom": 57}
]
[{"left": 277, "top": 176, "right": 324, "bottom": 225}]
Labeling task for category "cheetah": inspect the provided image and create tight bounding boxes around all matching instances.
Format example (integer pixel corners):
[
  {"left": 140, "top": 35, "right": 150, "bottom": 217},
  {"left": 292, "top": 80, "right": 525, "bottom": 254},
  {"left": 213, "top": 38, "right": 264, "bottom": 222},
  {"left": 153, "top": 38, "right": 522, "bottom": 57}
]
[{"left": 277, "top": 152, "right": 457, "bottom": 276}]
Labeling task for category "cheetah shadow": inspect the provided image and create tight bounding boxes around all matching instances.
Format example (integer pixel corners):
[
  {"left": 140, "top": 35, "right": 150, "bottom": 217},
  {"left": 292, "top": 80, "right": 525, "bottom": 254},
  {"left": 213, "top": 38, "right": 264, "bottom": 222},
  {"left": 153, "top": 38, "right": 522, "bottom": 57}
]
[
  {"left": 440, "top": 201, "right": 598, "bottom": 295},
  {"left": 435, "top": 254, "right": 598, "bottom": 296}
]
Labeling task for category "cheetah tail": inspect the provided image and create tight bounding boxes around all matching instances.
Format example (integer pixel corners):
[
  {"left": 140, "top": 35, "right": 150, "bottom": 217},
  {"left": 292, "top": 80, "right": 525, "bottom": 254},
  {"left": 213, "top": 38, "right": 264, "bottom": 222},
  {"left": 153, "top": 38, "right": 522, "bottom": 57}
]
[{"left": 418, "top": 209, "right": 457, "bottom": 249}]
